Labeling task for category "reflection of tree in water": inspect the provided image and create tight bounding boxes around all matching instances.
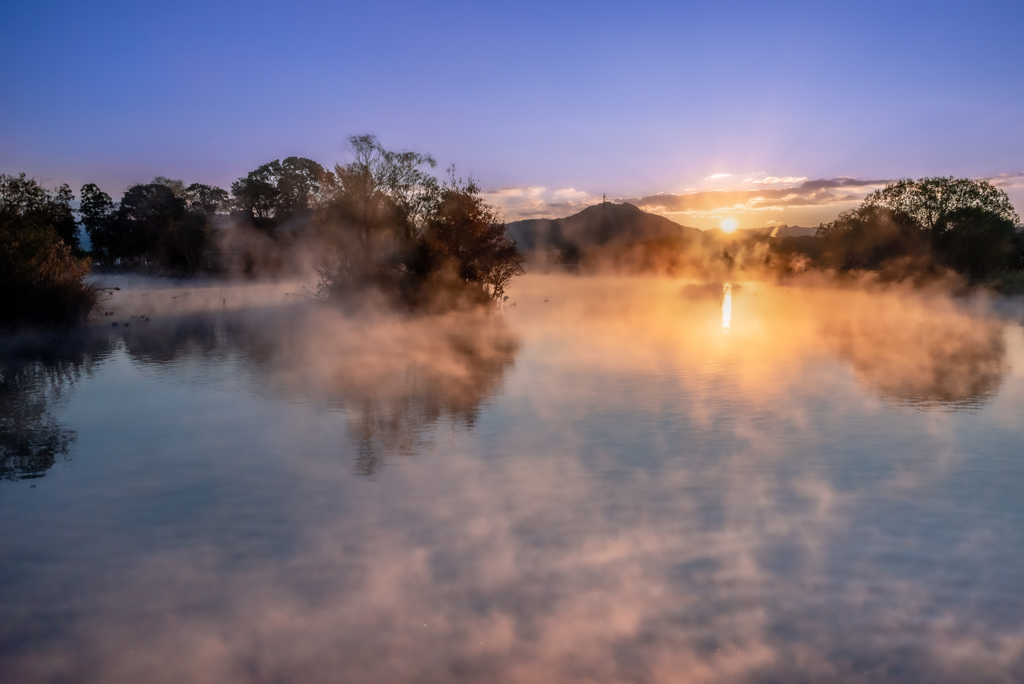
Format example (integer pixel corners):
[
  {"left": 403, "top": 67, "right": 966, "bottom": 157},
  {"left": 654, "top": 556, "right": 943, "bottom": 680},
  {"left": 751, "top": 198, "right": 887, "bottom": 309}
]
[
  {"left": 345, "top": 327, "right": 519, "bottom": 476},
  {"left": 0, "top": 363, "right": 75, "bottom": 480},
  {"left": 0, "top": 311, "right": 263, "bottom": 483},
  {"left": 93, "top": 305, "right": 520, "bottom": 477},
  {"left": 119, "top": 315, "right": 222, "bottom": 364},
  {"left": 0, "top": 334, "right": 109, "bottom": 480},
  {"left": 0, "top": 303, "right": 518, "bottom": 480},
  {"left": 824, "top": 303, "right": 1008, "bottom": 409},
  {"left": 0, "top": 314, "right": 238, "bottom": 482},
  {"left": 194, "top": 305, "right": 521, "bottom": 476}
]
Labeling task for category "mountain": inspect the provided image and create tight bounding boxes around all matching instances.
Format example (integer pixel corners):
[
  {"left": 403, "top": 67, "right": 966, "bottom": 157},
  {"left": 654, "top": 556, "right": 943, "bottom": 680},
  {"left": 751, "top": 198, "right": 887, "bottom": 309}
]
[{"left": 507, "top": 202, "right": 702, "bottom": 258}]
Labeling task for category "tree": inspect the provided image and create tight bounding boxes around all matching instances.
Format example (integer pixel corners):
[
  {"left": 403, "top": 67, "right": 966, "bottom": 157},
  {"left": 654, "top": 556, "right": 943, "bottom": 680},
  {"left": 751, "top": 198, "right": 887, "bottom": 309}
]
[
  {"left": 115, "top": 183, "right": 187, "bottom": 261},
  {"left": 230, "top": 157, "right": 328, "bottom": 230},
  {"left": 932, "top": 206, "right": 1019, "bottom": 277},
  {"left": 321, "top": 135, "right": 438, "bottom": 247},
  {"left": 0, "top": 174, "right": 96, "bottom": 325},
  {"left": 152, "top": 177, "right": 229, "bottom": 215},
  {"left": 0, "top": 173, "right": 80, "bottom": 254},
  {"left": 79, "top": 183, "right": 116, "bottom": 259},
  {"left": 2, "top": 174, "right": 62, "bottom": 279},
  {"left": 122, "top": 183, "right": 223, "bottom": 270},
  {"left": 819, "top": 177, "right": 1022, "bottom": 278},
  {"left": 421, "top": 172, "right": 525, "bottom": 301},
  {"left": 83, "top": 179, "right": 225, "bottom": 270},
  {"left": 315, "top": 137, "right": 524, "bottom": 307},
  {"left": 864, "top": 177, "right": 1019, "bottom": 235},
  {"left": 816, "top": 204, "right": 923, "bottom": 270},
  {"left": 277, "top": 156, "right": 328, "bottom": 220},
  {"left": 184, "top": 183, "right": 229, "bottom": 215},
  {"left": 231, "top": 161, "right": 282, "bottom": 229},
  {"left": 316, "top": 135, "right": 438, "bottom": 288},
  {"left": 49, "top": 183, "right": 80, "bottom": 253},
  {"left": 151, "top": 176, "right": 188, "bottom": 199}
]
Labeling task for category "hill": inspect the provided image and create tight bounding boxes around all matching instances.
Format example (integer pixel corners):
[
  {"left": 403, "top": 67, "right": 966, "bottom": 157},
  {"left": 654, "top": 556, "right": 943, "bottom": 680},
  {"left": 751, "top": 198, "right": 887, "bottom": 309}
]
[
  {"left": 504, "top": 203, "right": 825, "bottom": 275},
  {"left": 507, "top": 202, "right": 702, "bottom": 260}
]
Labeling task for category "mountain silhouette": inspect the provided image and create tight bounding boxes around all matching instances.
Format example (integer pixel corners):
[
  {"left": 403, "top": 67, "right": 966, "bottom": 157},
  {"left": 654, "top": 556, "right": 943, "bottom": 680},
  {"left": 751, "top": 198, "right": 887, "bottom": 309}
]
[{"left": 507, "top": 202, "right": 702, "bottom": 258}]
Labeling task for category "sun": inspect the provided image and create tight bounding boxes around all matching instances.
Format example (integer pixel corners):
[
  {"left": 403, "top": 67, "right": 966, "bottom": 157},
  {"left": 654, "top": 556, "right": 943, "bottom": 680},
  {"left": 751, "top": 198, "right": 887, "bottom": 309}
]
[{"left": 720, "top": 217, "right": 738, "bottom": 233}]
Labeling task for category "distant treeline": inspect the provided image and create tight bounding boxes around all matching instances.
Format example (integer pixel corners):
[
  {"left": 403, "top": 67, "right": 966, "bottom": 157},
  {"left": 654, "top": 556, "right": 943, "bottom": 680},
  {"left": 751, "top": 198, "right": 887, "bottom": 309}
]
[
  {"left": 0, "top": 135, "right": 526, "bottom": 325},
  {"left": 4, "top": 155, "right": 1022, "bottom": 327}
]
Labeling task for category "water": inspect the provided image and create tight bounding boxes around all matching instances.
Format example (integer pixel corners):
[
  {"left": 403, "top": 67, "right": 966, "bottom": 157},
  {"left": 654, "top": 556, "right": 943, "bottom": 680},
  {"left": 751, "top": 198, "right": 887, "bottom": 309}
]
[{"left": 2, "top": 275, "right": 1024, "bottom": 683}]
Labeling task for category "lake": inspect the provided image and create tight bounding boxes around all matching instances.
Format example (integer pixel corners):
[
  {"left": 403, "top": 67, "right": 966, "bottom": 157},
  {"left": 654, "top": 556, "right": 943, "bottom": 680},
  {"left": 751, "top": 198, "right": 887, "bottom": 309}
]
[{"left": 2, "top": 274, "right": 1023, "bottom": 683}]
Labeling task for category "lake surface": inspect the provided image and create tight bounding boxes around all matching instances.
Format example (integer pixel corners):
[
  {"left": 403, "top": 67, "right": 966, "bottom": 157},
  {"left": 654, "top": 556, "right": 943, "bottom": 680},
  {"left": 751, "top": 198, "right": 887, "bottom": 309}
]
[{"left": 2, "top": 274, "right": 1024, "bottom": 683}]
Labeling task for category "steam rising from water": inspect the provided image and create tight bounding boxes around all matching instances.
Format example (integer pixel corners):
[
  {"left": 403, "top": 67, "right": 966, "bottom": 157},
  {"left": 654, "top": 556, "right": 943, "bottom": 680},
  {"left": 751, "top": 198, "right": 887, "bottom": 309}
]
[{"left": 3, "top": 274, "right": 1024, "bottom": 682}]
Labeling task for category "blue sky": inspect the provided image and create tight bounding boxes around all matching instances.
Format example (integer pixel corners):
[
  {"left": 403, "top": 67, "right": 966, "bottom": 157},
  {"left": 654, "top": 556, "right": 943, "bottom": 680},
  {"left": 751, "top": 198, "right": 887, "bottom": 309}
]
[{"left": 2, "top": 0, "right": 1022, "bottom": 228}]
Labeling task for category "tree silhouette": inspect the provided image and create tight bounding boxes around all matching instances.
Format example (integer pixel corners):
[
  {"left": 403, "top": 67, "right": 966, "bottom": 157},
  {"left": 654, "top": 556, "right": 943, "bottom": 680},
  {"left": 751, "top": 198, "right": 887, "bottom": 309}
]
[
  {"left": 231, "top": 157, "right": 327, "bottom": 231},
  {"left": 1, "top": 174, "right": 96, "bottom": 325},
  {"left": 816, "top": 177, "right": 1022, "bottom": 278},
  {"left": 318, "top": 135, "right": 437, "bottom": 259},
  {"left": 420, "top": 172, "right": 525, "bottom": 302},
  {"left": 816, "top": 205, "right": 923, "bottom": 270},
  {"left": 316, "top": 138, "right": 523, "bottom": 306},
  {"left": 865, "top": 177, "right": 1019, "bottom": 233}
]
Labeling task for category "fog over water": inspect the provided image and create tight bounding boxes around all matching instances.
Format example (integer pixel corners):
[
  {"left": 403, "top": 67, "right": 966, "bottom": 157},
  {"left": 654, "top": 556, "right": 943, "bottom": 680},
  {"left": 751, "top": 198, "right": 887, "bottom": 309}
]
[{"left": 2, "top": 274, "right": 1024, "bottom": 683}]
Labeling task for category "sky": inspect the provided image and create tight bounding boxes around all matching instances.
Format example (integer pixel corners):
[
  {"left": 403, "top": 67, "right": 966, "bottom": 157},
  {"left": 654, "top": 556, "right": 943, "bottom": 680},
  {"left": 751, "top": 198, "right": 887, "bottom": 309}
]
[{"left": 2, "top": 0, "right": 1022, "bottom": 229}]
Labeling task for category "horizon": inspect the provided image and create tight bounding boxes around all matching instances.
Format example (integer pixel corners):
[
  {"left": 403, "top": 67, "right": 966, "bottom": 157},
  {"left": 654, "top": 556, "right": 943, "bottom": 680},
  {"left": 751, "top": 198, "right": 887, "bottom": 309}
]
[
  {"left": 503, "top": 197, "right": 828, "bottom": 232},
  {"left": 9, "top": 164, "right": 1022, "bottom": 234}
]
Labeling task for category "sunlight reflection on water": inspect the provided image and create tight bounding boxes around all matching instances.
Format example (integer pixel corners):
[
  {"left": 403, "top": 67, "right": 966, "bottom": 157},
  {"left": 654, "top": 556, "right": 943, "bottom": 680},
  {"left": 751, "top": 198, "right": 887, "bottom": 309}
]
[{"left": 722, "top": 282, "right": 732, "bottom": 331}]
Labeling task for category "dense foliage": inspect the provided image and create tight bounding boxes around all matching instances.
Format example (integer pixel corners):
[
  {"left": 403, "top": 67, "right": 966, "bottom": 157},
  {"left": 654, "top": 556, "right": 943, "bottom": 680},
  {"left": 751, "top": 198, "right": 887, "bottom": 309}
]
[
  {"left": 83, "top": 180, "right": 225, "bottom": 270},
  {"left": 0, "top": 174, "right": 97, "bottom": 326},
  {"left": 231, "top": 157, "right": 326, "bottom": 231},
  {"left": 814, "top": 177, "right": 1022, "bottom": 279},
  {"left": 314, "top": 136, "right": 524, "bottom": 307},
  {"left": 79, "top": 135, "right": 524, "bottom": 306},
  {"left": 4, "top": 134, "right": 524, "bottom": 323},
  {"left": 418, "top": 175, "right": 525, "bottom": 302}
]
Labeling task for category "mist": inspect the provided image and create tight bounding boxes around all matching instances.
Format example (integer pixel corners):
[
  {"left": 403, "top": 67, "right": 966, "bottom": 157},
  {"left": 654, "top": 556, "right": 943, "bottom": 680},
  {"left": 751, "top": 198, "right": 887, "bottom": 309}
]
[
  {"left": 4, "top": 269, "right": 1024, "bottom": 683},
  {"left": 6, "top": 162, "right": 1024, "bottom": 683},
  {"left": 5, "top": 0, "right": 1024, "bottom": 675}
]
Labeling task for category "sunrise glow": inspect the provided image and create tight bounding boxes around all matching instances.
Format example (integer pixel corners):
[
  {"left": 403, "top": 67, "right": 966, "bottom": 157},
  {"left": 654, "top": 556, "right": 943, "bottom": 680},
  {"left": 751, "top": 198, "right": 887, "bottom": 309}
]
[{"left": 720, "top": 217, "right": 738, "bottom": 233}]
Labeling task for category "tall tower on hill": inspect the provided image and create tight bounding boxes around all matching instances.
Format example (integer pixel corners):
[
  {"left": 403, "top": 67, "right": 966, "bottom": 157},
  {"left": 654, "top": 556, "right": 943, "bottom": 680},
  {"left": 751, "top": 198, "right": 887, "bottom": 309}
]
[{"left": 600, "top": 193, "right": 610, "bottom": 243}]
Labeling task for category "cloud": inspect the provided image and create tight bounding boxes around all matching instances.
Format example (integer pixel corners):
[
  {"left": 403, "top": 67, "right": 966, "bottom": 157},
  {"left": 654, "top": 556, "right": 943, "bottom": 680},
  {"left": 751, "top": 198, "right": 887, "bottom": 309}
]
[
  {"left": 625, "top": 177, "right": 893, "bottom": 217},
  {"left": 552, "top": 187, "right": 591, "bottom": 202},
  {"left": 753, "top": 176, "right": 808, "bottom": 185},
  {"left": 482, "top": 186, "right": 600, "bottom": 221},
  {"left": 484, "top": 173, "right": 1022, "bottom": 225},
  {"left": 983, "top": 172, "right": 1024, "bottom": 189}
]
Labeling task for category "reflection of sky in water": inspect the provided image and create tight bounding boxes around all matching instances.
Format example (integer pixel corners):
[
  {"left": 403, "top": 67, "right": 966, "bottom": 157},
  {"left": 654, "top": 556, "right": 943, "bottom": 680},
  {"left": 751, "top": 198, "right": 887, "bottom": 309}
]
[{"left": 2, "top": 275, "right": 1024, "bottom": 682}]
